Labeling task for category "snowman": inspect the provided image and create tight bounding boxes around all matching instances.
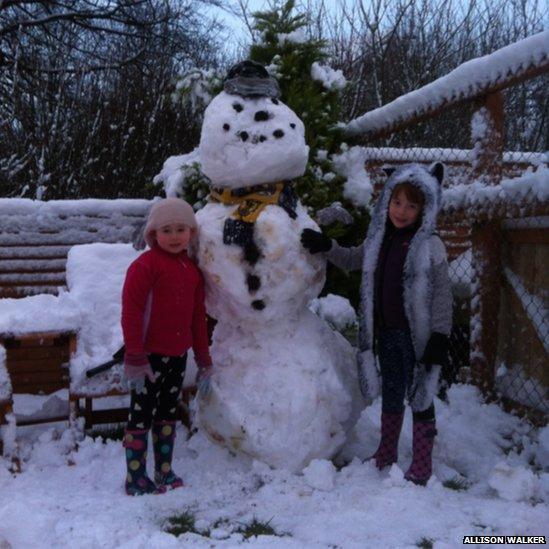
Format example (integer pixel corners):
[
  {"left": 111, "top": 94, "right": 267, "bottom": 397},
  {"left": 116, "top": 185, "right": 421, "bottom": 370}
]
[{"left": 194, "top": 61, "right": 362, "bottom": 472}]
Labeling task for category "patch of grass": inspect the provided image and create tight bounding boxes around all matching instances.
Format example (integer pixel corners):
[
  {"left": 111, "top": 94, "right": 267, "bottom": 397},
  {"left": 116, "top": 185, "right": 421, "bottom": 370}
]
[
  {"left": 443, "top": 477, "right": 470, "bottom": 491},
  {"left": 166, "top": 511, "right": 210, "bottom": 537},
  {"left": 416, "top": 538, "right": 434, "bottom": 548},
  {"left": 235, "top": 517, "right": 283, "bottom": 539}
]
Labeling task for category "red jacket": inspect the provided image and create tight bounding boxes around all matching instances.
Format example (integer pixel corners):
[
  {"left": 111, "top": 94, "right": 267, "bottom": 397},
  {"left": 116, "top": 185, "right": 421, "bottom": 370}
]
[{"left": 121, "top": 246, "right": 211, "bottom": 366}]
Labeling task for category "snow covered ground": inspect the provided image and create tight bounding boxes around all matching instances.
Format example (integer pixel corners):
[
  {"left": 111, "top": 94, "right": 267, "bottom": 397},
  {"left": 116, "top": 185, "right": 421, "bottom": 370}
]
[{"left": 1, "top": 384, "right": 548, "bottom": 548}]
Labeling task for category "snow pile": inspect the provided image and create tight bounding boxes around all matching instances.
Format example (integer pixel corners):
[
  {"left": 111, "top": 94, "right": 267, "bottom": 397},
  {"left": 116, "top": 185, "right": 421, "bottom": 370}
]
[
  {"left": 66, "top": 243, "right": 140, "bottom": 392},
  {"left": 303, "top": 459, "right": 337, "bottom": 491},
  {"left": 1, "top": 383, "right": 548, "bottom": 548},
  {"left": 310, "top": 62, "right": 346, "bottom": 90},
  {"left": 344, "top": 30, "right": 549, "bottom": 136},
  {"left": 309, "top": 293, "right": 357, "bottom": 332},
  {"left": 0, "top": 293, "right": 81, "bottom": 335},
  {"left": 488, "top": 462, "right": 536, "bottom": 502}
]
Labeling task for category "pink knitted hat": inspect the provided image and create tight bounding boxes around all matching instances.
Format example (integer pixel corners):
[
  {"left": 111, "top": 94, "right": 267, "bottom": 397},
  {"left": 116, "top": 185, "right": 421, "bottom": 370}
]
[{"left": 144, "top": 198, "right": 197, "bottom": 248}]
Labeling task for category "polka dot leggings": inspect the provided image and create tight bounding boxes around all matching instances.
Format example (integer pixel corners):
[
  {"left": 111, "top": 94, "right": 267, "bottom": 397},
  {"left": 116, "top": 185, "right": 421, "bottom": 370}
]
[{"left": 126, "top": 353, "right": 187, "bottom": 430}]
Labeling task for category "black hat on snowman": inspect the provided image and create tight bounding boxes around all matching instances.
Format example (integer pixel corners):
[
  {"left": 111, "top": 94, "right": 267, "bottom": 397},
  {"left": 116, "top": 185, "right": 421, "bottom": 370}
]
[{"left": 223, "top": 60, "right": 280, "bottom": 99}]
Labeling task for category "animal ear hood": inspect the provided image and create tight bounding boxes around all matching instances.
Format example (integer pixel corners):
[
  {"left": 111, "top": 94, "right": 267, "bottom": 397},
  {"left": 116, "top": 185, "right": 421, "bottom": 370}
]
[{"left": 430, "top": 162, "right": 444, "bottom": 185}]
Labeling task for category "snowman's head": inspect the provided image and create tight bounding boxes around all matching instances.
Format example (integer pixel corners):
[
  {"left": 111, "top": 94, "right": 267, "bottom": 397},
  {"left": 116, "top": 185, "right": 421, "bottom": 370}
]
[{"left": 199, "top": 61, "right": 309, "bottom": 189}]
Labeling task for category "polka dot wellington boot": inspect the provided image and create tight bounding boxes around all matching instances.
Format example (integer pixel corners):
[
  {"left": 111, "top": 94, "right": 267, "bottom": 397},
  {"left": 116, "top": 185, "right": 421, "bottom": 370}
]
[
  {"left": 123, "top": 428, "right": 166, "bottom": 496},
  {"left": 152, "top": 421, "right": 183, "bottom": 490}
]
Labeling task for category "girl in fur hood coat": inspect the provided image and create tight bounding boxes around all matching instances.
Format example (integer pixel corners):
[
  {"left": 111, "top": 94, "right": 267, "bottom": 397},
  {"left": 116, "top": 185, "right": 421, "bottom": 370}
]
[{"left": 301, "top": 163, "right": 452, "bottom": 485}]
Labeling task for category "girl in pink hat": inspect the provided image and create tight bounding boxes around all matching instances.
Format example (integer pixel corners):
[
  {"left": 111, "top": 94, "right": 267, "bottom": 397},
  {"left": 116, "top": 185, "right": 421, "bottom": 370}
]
[{"left": 121, "top": 198, "right": 212, "bottom": 496}]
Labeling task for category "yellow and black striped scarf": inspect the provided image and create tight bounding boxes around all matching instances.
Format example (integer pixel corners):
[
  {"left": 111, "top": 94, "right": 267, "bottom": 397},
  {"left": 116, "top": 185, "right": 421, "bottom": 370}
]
[{"left": 209, "top": 182, "right": 285, "bottom": 224}]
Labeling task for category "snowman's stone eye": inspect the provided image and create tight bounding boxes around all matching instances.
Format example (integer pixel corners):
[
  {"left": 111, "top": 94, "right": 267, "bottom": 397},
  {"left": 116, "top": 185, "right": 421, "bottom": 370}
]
[
  {"left": 238, "top": 131, "right": 249, "bottom": 141},
  {"left": 223, "top": 123, "right": 230, "bottom": 131},
  {"left": 290, "top": 123, "right": 296, "bottom": 129},
  {"left": 254, "top": 111, "right": 270, "bottom": 122},
  {"left": 232, "top": 103, "right": 243, "bottom": 112},
  {"left": 251, "top": 299, "right": 265, "bottom": 310},
  {"left": 271, "top": 98, "right": 279, "bottom": 105},
  {"left": 273, "top": 129, "right": 284, "bottom": 138},
  {"left": 259, "top": 135, "right": 267, "bottom": 142}
]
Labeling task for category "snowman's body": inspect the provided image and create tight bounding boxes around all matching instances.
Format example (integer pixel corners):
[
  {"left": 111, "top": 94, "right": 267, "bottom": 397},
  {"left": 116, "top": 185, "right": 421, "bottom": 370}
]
[{"left": 194, "top": 81, "right": 361, "bottom": 472}]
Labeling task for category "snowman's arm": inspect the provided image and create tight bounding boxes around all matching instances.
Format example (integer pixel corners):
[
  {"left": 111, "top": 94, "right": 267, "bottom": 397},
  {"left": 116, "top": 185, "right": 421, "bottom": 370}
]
[
  {"left": 121, "top": 260, "right": 153, "bottom": 356},
  {"left": 326, "top": 240, "right": 364, "bottom": 272},
  {"left": 191, "top": 272, "right": 212, "bottom": 367}
]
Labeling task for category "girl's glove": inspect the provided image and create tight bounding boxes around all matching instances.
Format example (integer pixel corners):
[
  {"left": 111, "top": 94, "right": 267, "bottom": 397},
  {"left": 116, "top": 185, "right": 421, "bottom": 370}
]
[
  {"left": 300, "top": 229, "right": 332, "bottom": 254},
  {"left": 196, "top": 365, "right": 213, "bottom": 398},
  {"left": 124, "top": 353, "right": 155, "bottom": 393},
  {"left": 420, "top": 332, "right": 449, "bottom": 371}
]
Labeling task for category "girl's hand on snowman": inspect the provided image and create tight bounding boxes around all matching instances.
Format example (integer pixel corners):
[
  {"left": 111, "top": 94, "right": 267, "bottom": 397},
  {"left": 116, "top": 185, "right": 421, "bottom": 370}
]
[{"left": 300, "top": 229, "right": 332, "bottom": 254}]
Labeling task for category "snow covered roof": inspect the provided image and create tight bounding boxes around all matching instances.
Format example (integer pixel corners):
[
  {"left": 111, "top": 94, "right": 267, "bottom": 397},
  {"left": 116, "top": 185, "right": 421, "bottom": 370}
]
[{"left": 343, "top": 31, "right": 549, "bottom": 138}]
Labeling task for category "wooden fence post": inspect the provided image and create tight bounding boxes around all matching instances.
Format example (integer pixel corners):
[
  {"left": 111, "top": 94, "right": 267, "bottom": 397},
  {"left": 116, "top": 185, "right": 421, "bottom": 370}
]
[{"left": 469, "top": 92, "right": 504, "bottom": 397}]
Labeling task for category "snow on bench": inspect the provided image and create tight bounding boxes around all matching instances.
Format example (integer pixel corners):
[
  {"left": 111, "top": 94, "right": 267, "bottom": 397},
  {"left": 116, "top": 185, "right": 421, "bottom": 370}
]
[{"left": 0, "top": 198, "right": 149, "bottom": 298}]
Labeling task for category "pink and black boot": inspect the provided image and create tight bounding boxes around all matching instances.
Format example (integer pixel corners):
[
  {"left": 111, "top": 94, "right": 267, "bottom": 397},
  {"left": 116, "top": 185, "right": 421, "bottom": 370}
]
[
  {"left": 371, "top": 410, "right": 404, "bottom": 470},
  {"left": 123, "top": 429, "right": 166, "bottom": 496},
  {"left": 405, "top": 420, "right": 437, "bottom": 486},
  {"left": 153, "top": 421, "right": 183, "bottom": 490}
]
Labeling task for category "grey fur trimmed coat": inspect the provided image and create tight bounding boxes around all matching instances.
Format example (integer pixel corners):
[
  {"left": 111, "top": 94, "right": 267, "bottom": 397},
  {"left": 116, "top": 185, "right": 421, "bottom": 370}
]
[{"left": 328, "top": 163, "right": 453, "bottom": 411}]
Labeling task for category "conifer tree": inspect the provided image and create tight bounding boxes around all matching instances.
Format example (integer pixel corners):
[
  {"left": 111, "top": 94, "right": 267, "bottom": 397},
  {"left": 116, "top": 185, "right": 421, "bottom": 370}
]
[{"left": 250, "top": 0, "right": 368, "bottom": 307}]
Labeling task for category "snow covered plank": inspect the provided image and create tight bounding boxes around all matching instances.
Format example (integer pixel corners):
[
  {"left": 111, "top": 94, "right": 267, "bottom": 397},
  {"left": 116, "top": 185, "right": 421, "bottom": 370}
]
[
  {"left": 0, "top": 198, "right": 150, "bottom": 298},
  {"left": 343, "top": 31, "right": 549, "bottom": 139}
]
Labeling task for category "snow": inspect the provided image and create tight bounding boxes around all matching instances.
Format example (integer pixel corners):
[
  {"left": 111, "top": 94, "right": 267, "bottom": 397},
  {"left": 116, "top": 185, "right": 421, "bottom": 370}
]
[
  {"left": 153, "top": 149, "right": 201, "bottom": 198},
  {"left": 442, "top": 165, "right": 549, "bottom": 212},
  {"left": 66, "top": 243, "right": 140, "bottom": 393},
  {"left": 302, "top": 459, "right": 336, "bottom": 491},
  {"left": 1, "top": 385, "right": 548, "bottom": 547},
  {"left": 332, "top": 146, "right": 374, "bottom": 207},
  {"left": 309, "top": 294, "right": 356, "bottom": 332},
  {"left": 310, "top": 62, "right": 346, "bottom": 91},
  {"left": 198, "top": 91, "right": 309, "bottom": 188},
  {"left": 277, "top": 30, "right": 307, "bottom": 44},
  {"left": 344, "top": 30, "right": 549, "bottom": 137},
  {"left": 488, "top": 462, "right": 536, "bottom": 502},
  {"left": 194, "top": 203, "right": 362, "bottom": 471}
]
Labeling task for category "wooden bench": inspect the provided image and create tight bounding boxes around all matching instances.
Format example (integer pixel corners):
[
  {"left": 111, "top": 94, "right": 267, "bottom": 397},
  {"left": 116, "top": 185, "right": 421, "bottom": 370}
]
[{"left": 0, "top": 331, "right": 77, "bottom": 465}]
